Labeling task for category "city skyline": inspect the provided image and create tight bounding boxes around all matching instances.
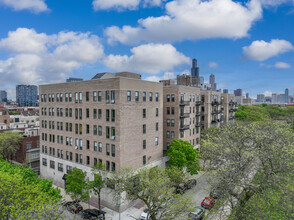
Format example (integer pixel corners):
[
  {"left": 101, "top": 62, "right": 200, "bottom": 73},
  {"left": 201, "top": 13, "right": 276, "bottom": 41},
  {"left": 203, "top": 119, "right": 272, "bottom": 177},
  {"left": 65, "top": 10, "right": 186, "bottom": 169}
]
[{"left": 0, "top": 0, "right": 294, "bottom": 99}]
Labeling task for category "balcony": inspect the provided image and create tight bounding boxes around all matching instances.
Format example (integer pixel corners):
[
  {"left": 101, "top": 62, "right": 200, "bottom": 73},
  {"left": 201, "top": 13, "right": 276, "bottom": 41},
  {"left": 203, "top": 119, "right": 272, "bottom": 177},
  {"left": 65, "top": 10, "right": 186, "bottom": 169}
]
[
  {"left": 211, "top": 101, "right": 219, "bottom": 105},
  {"left": 180, "top": 124, "right": 189, "bottom": 130},
  {"left": 180, "top": 113, "right": 190, "bottom": 118},
  {"left": 196, "top": 101, "right": 201, "bottom": 106},
  {"left": 196, "top": 111, "right": 201, "bottom": 116},
  {"left": 179, "top": 101, "right": 190, "bottom": 106},
  {"left": 211, "top": 119, "right": 218, "bottom": 124},
  {"left": 195, "top": 122, "right": 200, "bottom": 127}
]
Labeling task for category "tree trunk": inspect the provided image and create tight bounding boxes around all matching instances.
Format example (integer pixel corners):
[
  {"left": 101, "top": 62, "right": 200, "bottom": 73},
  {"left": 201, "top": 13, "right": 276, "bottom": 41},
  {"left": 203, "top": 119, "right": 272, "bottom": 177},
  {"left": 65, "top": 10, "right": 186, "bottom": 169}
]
[{"left": 98, "top": 190, "right": 101, "bottom": 210}]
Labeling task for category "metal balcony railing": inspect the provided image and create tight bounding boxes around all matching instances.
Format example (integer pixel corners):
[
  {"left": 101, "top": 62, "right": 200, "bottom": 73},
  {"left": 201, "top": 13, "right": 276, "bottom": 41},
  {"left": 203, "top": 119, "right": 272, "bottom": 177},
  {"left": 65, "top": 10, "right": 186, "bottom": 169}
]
[
  {"left": 180, "top": 113, "right": 190, "bottom": 118},
  {"left": 179, "top": 101, "right": 190, "bottom": 106},
  {"left": 180, "top": 125, "right": 189, "bottom": 130}
]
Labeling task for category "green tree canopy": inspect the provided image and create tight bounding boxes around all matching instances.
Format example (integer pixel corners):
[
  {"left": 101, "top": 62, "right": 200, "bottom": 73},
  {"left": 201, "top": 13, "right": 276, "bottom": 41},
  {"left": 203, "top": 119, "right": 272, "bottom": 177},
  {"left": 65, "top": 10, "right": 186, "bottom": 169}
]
[
  {"left": 167, "top": 139, "right": 200, "bottom": 175},
  {"left": 0, "top": 131, "right": 23, "bottom": 160},
  {"left": 65, "top": 167, "right": 89, "bottom": 201}
]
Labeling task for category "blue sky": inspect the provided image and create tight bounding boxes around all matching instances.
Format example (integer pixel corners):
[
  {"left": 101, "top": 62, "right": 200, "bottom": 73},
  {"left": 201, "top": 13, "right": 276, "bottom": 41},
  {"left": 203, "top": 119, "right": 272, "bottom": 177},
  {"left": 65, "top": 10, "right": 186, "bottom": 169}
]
[{"left": 0, "top": 0, "right": 294, "bottom": 99}]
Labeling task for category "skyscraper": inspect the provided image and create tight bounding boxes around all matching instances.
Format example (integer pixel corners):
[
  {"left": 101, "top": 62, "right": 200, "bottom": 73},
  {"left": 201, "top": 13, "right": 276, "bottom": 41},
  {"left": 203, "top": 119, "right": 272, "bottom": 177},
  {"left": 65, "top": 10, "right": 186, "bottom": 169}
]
[
  {"left": 285, "top": 88, "right": 289, "bottom": 103},
  {"left": 246, "top": 93, "right": 249, "bottom": 98},
  {"left": 191, "top": 58, "right": 199, "bottom": 77},
  {"left": 272, "top": 93, "right": 277, "bottom": 104},
  {"left": 16, "top": 85, "right": 38, "bottom": 107},
  {"left": 257, "top": 94, "right": 265, "bottom": 103},
  {"left": 0, "top": 90, "right": 7, "bottom": 103},
  {"left": 234, "top": 89, "right": 242, "bottom": 96},
  {"left": 223, "top": 89, "right": 229, "bottom": 94},
  {"left": 209, "top": 74, "right": 217, "bottom": 91}
]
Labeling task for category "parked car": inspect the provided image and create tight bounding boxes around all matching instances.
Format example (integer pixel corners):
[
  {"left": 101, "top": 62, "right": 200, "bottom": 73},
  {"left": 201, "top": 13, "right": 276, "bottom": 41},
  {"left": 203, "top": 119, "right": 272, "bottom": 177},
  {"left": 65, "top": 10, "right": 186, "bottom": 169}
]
[
  {"left": 175, "top": 183, "right": 187, "bottom": 194},
  {"left": 140, "top": 208, "right": 149, "bottom": 220},
  {"left": 185, "top": 179, "right": 197, "bottom": 189},
  {"left": 63, "top": 199, "right": 81, "bottom": 207},
  {"left": 67, "top": 203, "right": 83, "bottom": 214},
  {"left": 81, "top": 209, "right": 106, "bottom": 219},
  {"left": 201, "top": 197, "right": 215, "bottom": 210},
  {"left": 188, "top": 206, "right": 205, "bottom": 219}
]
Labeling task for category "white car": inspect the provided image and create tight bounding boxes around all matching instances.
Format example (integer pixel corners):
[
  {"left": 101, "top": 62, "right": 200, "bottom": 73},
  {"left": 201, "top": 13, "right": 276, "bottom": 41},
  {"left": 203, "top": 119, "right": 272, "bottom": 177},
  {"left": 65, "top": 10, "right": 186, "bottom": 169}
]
[{"left": 140, "top": 208, "right": 149, "bottom": 220}]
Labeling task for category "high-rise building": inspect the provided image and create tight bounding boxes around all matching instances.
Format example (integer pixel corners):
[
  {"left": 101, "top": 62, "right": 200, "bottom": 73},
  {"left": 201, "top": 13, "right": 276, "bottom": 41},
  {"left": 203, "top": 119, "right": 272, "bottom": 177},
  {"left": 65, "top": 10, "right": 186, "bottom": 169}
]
[
  {"left": 0, "top": 90, "right": 7, "bottom": 103},
  {"left": 257, "top": 94, "right": 265, "bottom": 103},
  {"left": 272, "top": 93, "right": 277, "bottom": 104},
  {"left": 234, "top": 89, "right": 242, "bottom": 97},
  {"left": 246, "top": 93, "right": 249, "bottom": 99},
  {"left": 277, "top": 94, "right": 285, "bottom": 103},
  {"left": 16, "top": 85, "right": 38, "bottom": 107},
  {"left": 200, "top": 76, "right": 204, "bottom": 85},
  {"left": 209, "top": 74, "right": 217, "bottom": 91},
  {"left": 223, "top": 89, "right": 229, "bottom": 94},
  {"left": 191, "top": 58, "right": 199, "bottom": 77},
  {"left": 285, "top": 88, "right": 289, "bottom": 103}
]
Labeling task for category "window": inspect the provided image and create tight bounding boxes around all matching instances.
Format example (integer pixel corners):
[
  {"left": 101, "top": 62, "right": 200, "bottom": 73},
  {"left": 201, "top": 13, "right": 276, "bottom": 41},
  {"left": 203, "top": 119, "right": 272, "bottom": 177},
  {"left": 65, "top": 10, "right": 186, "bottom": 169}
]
[
  {"left": 171, "top": 131, "right": 175, "bottom": 139},
  {"left": 79, "top": 92, "right": 82, "bottom": 103},
  {"left": 79, "top": 124, "right": 83, "bottom": 135},
  {"left": 111, "top": 109, "right": 115, "bottom": 122},
  {"left": 167, "top": 119, "right": 170, "bottom": 126},
  {"left": 112, "top": 162, "right": 116, "bottom": 171},
  {"left": 94, "top": 158, "right": 97, "bottom": 166},
  {"left": 80, "top": 154, "right": 83, "bottom": 164},
  {"left": 50, "top": 160, "right": 55, "bottom": 169},
  {"left": 98, "top": 109, "right": 102, "bottom": 119},
  {"left": 70, "top": 152, "right": 73, "bottom": 161},
  {"left": 143, "top": 156, "right": 146, "bottom": 165},
  {"left": 143, "top": 92, "right": 146, "bottom": 102},
  {"left": 106, "top": 126, "right": 110, "bottom": 138},
  {"left": 79, "top": 139, "right": 83, "bottom": 150},
  {"left": 75, "top": 92, "right": 78, "bottom": 103},
  {"left": 99, "top": 142, "right": 102, "bottom": 152},
  {"left": 180, "top": 131, "right": 184, "bottom": 138},
  {"left": 69, "top": 93, "right": 72, "bottom": 102},
  {"left": 86, "top": 92, "right": 89, "bottom": 101},
  {"left": 156, "top": 93, "right": 159, "bottom": 102},
  {"left": 143, "top": 109, "right": 146, "bottom": 118},
  {"left": 111, "top": 145, "right": 115, "bottom": 157},
  {"left": 87, "top": 140, "right": 90, "bottom": 150},
  {"left": 58, "top": 163, "right": 63, "bottom": 172},
  {"left": 93, "top": 109, "right": 97, "bottom": 119},
  {"left": 79, "top": 108, "right": 82, "bottom": 120},
  {"left": 75, "top": 153, "right": 79, "bottom": 163},
  {"left": 93, "top": 125, "right": 97, "bottom": 135},
  {"left": 66, "top": 151, "right": 69, "bottom": 160},
  {"left": 93, "top": 91, "right": 97, "bottom": 101},
  {"left": 86, "top": 108, "right": 89, "bottom": 118},
  {"left": 106, "top": 90, "right": 110, "bottom": 104},
  {"left": 66, "top": 165, "right": 72, "bottom": 173},
  {"left": 135, "top": 91, "right": 139, "bottom": 101},
  {"left": 98, "top": 91, "right": 102, "bottom": 101},
  {"left": 69, "top": 108, "right": 72, "bottom": 117},
  {"left": 106, "top": 144, "right": 110, "bottom": 156},
  {"left": 127, "top": 91, "right": 131, "bottom": 101},
  {"left": 106, "top": 109, "right": 110, "bottom": 121},
  {"left": 167, "top": 95, "right": 170, "bottom": 102},
  {"left": 106, "top": 161, "right": 110, "bottom": 171},
  {"left": 42, "top": 158, "right": 47, "bottom": 166},
  {"left": 111, "top": 127, "right": 115, "bottom": 139},
  {"left": 87, "top": 156, "right": 90, "bottom": 165},
  {"left": 149, "top": 92, "right": 153, "bottom": 101},
  {"left": 167, "top": 131, "right": 170, "bottom": 138},
  {"left": 143, "top": 124, "right": 146, "bottom": 134},
  {"left": 94, "top": 141, "right": 97, "bottom": 151},
  {"left": 156, "top": 108, "right": 159, "bottom": 117},
  {"left": 155, "top": 137, "right": 158, "bottom": 146},
  {"left": 98, "top": 126, "right": 102, "bottom": 136},
  {"left": 171, "top": 107, "right": 175, "bottom": 115},
  {"left": 143, "top": 140, "right": 146, "bottom": 150},
  {"left": 26, "top": 142, "right": 32, "bottom": 150},
  {"left": 167, "top": 107, "right": 170, "bottom": 114},
  {"left": 171, "top": 94, "right": 175, "bottom": 102},
  {"left": 111, "top": 90, "right": 115, "bottom": 103},
  {"left": 171, "top": 119, "right": 175, "bottom": 127}
]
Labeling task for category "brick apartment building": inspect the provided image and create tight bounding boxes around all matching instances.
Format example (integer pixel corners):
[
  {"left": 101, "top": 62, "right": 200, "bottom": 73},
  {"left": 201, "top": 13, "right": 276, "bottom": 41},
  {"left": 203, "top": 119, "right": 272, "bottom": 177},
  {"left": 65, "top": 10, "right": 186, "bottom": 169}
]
[{"left": 39, "top": 71, "right": 236, "bottom": 211}]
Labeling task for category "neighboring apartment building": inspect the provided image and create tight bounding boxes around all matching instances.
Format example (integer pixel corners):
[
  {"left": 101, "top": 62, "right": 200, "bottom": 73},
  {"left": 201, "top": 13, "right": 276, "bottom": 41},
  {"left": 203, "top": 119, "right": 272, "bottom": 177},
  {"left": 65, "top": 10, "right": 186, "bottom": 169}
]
[
  {"left": 39, "top": 72, "right": 164, "bottom": 211},
  {"left": 0, "top": 107, "right": 10, "bottom": 127},
  {"left": 0, "top": 127, "right": 40, "bottom": 173},
  {"left": 16, "top": 85, "right": 38, "bottom": 107},
  {"left": 160, "top": 81, "right": 201, "bottom": 151}
]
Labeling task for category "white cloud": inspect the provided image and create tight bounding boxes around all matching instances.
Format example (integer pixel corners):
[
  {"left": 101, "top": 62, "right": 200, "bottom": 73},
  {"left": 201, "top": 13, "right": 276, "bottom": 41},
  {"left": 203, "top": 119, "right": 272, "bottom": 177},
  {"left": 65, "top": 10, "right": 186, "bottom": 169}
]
[
  {"left": 259, "top": 0, "right": 293, "bottom": 7},
  {"left": 209, "top": 62, "right": 218, "bottom": 68},
  {"left": 92, "top": 0, "right": 140, "bottom": 11},
  {"left": 274, "top": 62, "right": 291, "bottom": 69},
  {"left": 243, "top": 39, "right": 294, "bottom": 61},
  {"left": 0, "top": 28, "right": 104, "bottom": 87},
  {"left": 104, "top": 43, "right": 189, "bottom": 74},
  {"left": 143, "top": 0, "right": 165, "bottom": 7},
  {"left": 144, "top": 71, "right": 175, "bottom": 82},
  {"left": 264, "top": 90, "right": 272, "bottom": 96},
  {"left": 0, "top": 0, "right": 48, "bottom": 13},
  {"left": 105, "top": 0, "right": 262, "bottom": 44}
]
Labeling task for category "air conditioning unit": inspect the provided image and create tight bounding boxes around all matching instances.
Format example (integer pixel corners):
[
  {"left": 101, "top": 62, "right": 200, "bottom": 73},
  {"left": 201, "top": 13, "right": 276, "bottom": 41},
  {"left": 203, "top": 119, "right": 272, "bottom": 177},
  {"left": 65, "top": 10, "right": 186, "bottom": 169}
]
[{"left": 75, "top": 146, "right": 78, "bottom": 150}]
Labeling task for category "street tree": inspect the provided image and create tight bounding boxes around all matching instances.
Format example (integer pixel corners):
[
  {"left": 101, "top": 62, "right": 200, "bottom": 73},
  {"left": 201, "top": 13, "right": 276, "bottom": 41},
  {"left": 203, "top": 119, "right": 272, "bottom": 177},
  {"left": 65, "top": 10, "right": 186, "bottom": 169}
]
[
  {"left": 0, "top": 131, "right": 23, "bottom": 161},
  {"left": 167, "top": 139, "right": 200, "bottom": 175},
  {"left": 111, "top": 166, "right": 194, "bottom": 220},
  {"left": 65, "top": 167, "right": 89, "bottom": 201},
  {"left": 201, "top": 121, "right": 294, "bottom": 219},
  {"left": 88, "top": 162, "right": 106, "bottom": 210}
]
